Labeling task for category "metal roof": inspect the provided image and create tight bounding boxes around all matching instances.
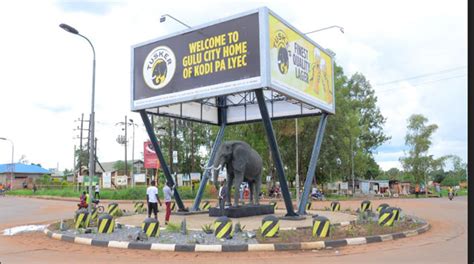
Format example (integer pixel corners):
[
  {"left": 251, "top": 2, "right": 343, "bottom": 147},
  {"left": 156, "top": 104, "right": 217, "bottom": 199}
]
[{"left": 0, "top": 163, "right": 51, "bottom": 174}]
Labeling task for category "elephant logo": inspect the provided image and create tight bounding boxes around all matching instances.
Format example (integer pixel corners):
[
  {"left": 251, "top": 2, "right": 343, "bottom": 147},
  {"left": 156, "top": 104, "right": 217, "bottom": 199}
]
[
  {"left": 273, "top": 30, "right": 289, "bottom": 75},
  {"left": 143, "top": 46, "right": 176, "bottom": 89}
]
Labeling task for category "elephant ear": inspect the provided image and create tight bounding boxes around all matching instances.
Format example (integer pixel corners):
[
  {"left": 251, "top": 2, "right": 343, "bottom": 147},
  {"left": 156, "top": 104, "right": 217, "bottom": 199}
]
[{"left": 231, "top": 143, "right": 247, "bottom": 173}]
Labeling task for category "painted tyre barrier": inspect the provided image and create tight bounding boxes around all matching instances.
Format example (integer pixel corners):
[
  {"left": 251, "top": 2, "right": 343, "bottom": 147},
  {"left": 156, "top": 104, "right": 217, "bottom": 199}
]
[
  {"left": 376, "top": 203, "right": 390, "bottom": 214},
  {"left": 107, "top": 203, "right": 119, "bottom": 216},
  {"left": 91, "top": 208, "right": 98, "bottom": 220},
  {"left": 134, "top": 201, "right": 144, "bottom": 214},
  {"left": 260, "top": 215, "right": 279, "bottom": 238},
  {"left": 214, "top": 216, "right": 233, "bottom": 239},
  {"left": 378, "top": 207, "right": 397, "bottom": 227},
  {"left": 330, "top": 201, "right": 340, "bottom": 212},
  {"left": 74, "top": 209, "right": 91, "bottom": 229},
  {"left": 312, "top": 215, "right": 330, "bottom": 238},
  {"left": 270, "top": 201, "right": 278, "bottom": 210},
  {"left": 393, "top": 207, "right": 401, "bottom": 221},
  {"left": 201, "top": 201, "right": 211, "bottom": 210},
  {"left": 361, "top": 200, "right": 372, "bottom": 212},
  {"left": 98, "top": 214, "right": 115, "bottom": 233},
  {"left": 142, "top": 218, "right": 160, "bottom": 237},
  {"left": 305, "top": 202, "right": 312, "bottom": 211}
]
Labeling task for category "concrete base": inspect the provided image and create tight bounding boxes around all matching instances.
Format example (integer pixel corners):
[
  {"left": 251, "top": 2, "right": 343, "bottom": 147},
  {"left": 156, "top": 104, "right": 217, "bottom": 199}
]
[
  {"left": 209, "top": 204, "right": 274, "bottom": 218},
  {"left": 173, "top": 210, "right": 208, "bottom": 216}
]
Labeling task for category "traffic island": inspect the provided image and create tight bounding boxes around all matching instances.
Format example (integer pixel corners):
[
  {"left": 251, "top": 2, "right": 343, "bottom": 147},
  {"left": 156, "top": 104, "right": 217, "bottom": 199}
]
[{"left": 44, "top": 207, "right": 430, "bottom": 252}]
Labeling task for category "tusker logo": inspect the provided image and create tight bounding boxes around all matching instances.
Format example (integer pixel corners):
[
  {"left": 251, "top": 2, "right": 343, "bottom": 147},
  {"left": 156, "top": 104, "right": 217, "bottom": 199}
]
[
  {"left": 273, "top": 30, "right": 289, "bottom": 74},
  {"left": 143, "top": 46, "right": 176, "bottom": 89}
]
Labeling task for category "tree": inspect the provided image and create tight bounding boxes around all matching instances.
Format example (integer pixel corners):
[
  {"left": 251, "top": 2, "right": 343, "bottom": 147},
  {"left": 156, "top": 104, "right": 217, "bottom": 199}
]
[{"left": 400, "top": 114, "right": 438, "bottom": 184}]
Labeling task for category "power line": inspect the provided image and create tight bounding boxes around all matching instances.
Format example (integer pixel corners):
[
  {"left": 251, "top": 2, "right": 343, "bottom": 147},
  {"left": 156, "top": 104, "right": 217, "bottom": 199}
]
[
  {"left": 376, "top": 74, "right": 467, "bottom": 94},
  {"left": 374, "top": 66, "right": 466, "bottom": 86}
]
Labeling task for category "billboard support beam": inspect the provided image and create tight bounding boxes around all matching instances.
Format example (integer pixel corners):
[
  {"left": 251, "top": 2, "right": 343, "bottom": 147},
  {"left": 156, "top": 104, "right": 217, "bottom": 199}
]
[
  {"left": 191, "top": 96, "right": 227, "bottom": 211},
  {"left": 297, "top": 113, "right": 328, "bottom": 215},
  {"left": 140, "top": 110, "right": 187, "bottom": 211},
  {"left": 255, "top": 89, "right": 297, "bottom": 217}
]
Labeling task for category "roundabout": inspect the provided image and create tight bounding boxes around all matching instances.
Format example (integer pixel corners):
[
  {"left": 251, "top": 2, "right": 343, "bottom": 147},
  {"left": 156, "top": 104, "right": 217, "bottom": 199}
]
[{"left": 42, "top": 200, "right": 429, "bottom": 252}]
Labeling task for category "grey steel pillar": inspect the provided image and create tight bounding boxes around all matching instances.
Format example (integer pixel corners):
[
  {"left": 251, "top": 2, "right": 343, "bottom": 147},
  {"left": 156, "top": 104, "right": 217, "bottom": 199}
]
[
  {"left": 255, "top": 89, "right": 297, "bottom": 217},
  {"left": 191, "top": 96, "right": 227, "bottom": 211},
  {"left": 140, "top": 110, "right": 187, "bottom": 211},
  {"left": 297, "top": 113, "right": 328, "bottom": 215}
]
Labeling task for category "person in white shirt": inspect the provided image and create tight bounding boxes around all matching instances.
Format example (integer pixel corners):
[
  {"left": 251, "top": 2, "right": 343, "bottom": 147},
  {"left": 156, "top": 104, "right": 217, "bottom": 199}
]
[
  {"left": 146, "top": 180, "right": 162, "bottom": 220},
  {"left": 163, "top": 181, "right": 174, "bottom": 224},
  {"left": 94, "top": 184, "right": 100, "bottom": 200}
]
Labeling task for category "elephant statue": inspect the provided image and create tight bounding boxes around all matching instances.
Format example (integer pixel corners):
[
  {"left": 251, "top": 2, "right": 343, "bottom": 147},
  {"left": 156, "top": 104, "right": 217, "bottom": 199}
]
[{"left": 211, "top": 141, "right": 263, "bottom": 207}]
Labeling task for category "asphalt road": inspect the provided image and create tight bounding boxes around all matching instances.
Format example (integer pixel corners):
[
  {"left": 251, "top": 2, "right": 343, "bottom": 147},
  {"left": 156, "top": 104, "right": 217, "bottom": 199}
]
[{"left": 0, "top": 196, "right": 467, "bottom": 263}]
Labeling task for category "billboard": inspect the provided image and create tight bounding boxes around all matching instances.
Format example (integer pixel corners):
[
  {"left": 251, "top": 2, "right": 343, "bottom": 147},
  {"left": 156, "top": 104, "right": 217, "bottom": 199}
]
[
  {"left": 144, "top": 141, "right": 160, "bottom": 169},
  {"left": 132, "top": 13, "right": 261, "bottom": 111},
  {"left": 131, "top": 8, "right": 335, "bottom": 122},
  {"left": 268, "top": 14, "right": 335, "bottom": 113}
]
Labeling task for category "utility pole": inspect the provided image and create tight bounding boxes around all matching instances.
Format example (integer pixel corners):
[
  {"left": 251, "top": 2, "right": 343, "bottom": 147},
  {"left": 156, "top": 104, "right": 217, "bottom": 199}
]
[
  {"left": 129, "top": 118, "right": 137, "bottom": 187},
  {"left": 125, "top": 115, "right": 128, "bottom": 181},
  {"left": 73, "top": 113, "right": 89, "bottom": 191}
]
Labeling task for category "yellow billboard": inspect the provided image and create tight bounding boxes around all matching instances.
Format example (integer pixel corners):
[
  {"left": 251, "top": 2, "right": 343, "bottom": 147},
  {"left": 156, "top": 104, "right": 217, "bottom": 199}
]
[{"left": 269, "top": 14, "right": 334, "bottom": 111}]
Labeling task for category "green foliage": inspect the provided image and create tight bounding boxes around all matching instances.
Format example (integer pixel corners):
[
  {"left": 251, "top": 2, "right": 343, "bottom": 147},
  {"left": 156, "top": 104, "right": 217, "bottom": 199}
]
[
  {"left": 201, "top": 223, "right": 213, "bottom": 234},
  {"left": 400, "top": 114, "right": 439, "bottom": 184},
  {"left": 165, "top": 222, "right": 181, "bottom": 233}
]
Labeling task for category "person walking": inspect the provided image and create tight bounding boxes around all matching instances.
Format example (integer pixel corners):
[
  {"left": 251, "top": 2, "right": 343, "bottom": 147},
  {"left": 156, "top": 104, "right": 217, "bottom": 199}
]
[
  {"left": 415, "top": 184, "right": 420, "bottom": 198},
  {"left": 146, "top": 180, "right": 162, "bottom": 220},
  {"left": 163, "top": 181, "right": 174, "bottom": 225},
  {"left": 94, "top": 183, "right": 100, "bottom": 200}
]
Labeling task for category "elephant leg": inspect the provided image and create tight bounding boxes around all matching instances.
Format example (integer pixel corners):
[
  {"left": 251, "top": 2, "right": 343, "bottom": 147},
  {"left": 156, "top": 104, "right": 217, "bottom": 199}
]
[
  {"left": 248, "top": 181, "right": 254, "bottom": 205},
  {"left": 233, "top": 174, "right": 243, "bottom": 207},
  {"left": 255, "top": 180, "right": 261, "bottom": 205},
  {"left": 226, "top": 175, "right": 233, "bottom": 207}
]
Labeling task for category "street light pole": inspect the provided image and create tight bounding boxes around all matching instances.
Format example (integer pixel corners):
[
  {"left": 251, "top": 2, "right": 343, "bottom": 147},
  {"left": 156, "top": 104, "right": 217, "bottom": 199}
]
[
  {"left": 304, "top": 25, "right": 344, "bottom": 35},
  {"left": 295, "top": 118, "right": 300, "bottom": 205},
  {"left": 0, "top": 137, "right": 14, "bottom": 189},
  {"left": 60, "top": 23, "right": 96, "bottom": 215},
  {"left": 160, "top": 14, "right": 192, "bottom": 29},
  {"left": 129, "top": 119, "right": 136, "bottom": 187}
]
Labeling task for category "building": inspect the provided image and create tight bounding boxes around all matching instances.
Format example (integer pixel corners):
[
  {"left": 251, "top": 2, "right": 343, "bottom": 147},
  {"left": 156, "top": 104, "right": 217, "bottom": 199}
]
[{"left": 0, "top": 163, "right": 51, "bottom": 189}]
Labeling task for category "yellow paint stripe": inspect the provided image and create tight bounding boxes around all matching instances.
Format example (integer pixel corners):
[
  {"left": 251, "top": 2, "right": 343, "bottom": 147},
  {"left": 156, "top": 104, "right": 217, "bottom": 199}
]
[
  {"left": 378, "top": 213, "right": 390, "bottom": 224},
  {"left": 320, "top": 221, "right": 330, "bottom": 237},
  {"left": 261, "top": 221, "right": 273, "bottom": 232},
  {"left": 99, "top": 219, "right": 108, "bottom": 233},
  {"left": 265, "top": 223, "right": 279, "bottom": 237},
  {"left": 312, "top": 221, "right": 321, "bottom": 237},
  {"left": 217, "top": 222, "right": 231, "bottom": 238}
]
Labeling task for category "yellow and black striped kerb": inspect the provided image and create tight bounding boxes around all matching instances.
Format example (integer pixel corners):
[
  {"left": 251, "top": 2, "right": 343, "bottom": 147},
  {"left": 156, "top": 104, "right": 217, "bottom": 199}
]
[
  {"left": 312, "top": 216, "right": 330, "bottom": 238},
  {"left": 213, "top": 216, "right": 233, "bottom": 239},
  {"left": 170, "top": 201, "right": 176, "bottom": 211},
  {"left": 98, "top": 214, "right": 115, "bottom": 233},
  {"left": 260, "top": 215, "right": 279, "bottom": 238},
  {"left": 141, "top": 218, "right": 160, "bottom": 237},
  {"left": 270, "top": 201, "right": 278, "bottom": 210},
  {"left": 134, "top": 201, "right": 144, "bottom": 214},
  {"left": 201, "top": 201, "right": 211, "bottom": 210},
  {"left": 74, "top": 209, "right": 91, "bottom": 229},
  {"left": 107, "top": 202, "right": 119, "bottom": 216},
  {"left": 376, "top": 203, "right": 389, "bottom": 214},
  {"left": 305, "top": 202, "right": 312, "bottom": 211},
  {"left": 361, "top": 200, "right": 371, "bottom": 212},
  {"left": 330, "top": 201, "right": 340, "bottom": 211},
  {"left": 91, "top": 208, "right": 98, "bottom": 220},
  {"left": 378, "top": 207, "right": 396, "bottom": 226}
]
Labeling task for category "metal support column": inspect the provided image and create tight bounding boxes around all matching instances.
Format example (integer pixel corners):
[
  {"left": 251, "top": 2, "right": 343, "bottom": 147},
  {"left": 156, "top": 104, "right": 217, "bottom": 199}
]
[
  {"left": 297, "top": 113, "right": 328, "bottom": 215},
  {"left": 140, "top": 110, "right": 187, "bottom": 211},
  {"left": 255, "top": 89, "right": 297, "bottom": 217},
  {"left": 191, "top": 96, "right": 227, "bottom": 211}
]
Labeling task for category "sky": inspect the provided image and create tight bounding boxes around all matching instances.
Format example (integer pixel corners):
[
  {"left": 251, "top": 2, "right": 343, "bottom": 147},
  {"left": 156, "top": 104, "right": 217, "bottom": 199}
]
[{"left": 0, "top": 0, "right": 467, "bottom": 172}]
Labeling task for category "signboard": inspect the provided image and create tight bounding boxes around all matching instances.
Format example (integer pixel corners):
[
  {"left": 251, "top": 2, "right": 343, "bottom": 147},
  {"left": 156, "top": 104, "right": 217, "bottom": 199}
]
[
  {"left": 115, "top": 175, "right": 128, "bottom": 186},
  {"left": 77, "top": 175, "right": 83, "bottom": 183},
  {"left": 269, "top": 14, "right": 334, "bottom": 113},
  {"left": 134, "top": 173, "right": 146, "bottom": 183},
  {"left": 190, "top": 172, "right": 201, "bottom": 181},
  {"left": 131, "top": 7, "right": 335, "bottom": 123},
  {"left": 83, "top": 176, "right": 99, "bottom": 186},
  {"left": 144, "top": 141, "right": 160, "bottom": 169},
  {"left": 132, "top": 13, "right": 261, "bottom": 111},
  {"left": 103, "top": 172, "right": 112, "bottom": 188},
  {"left": 340, "top": 182, "right": 348, "bottom": 190}
]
